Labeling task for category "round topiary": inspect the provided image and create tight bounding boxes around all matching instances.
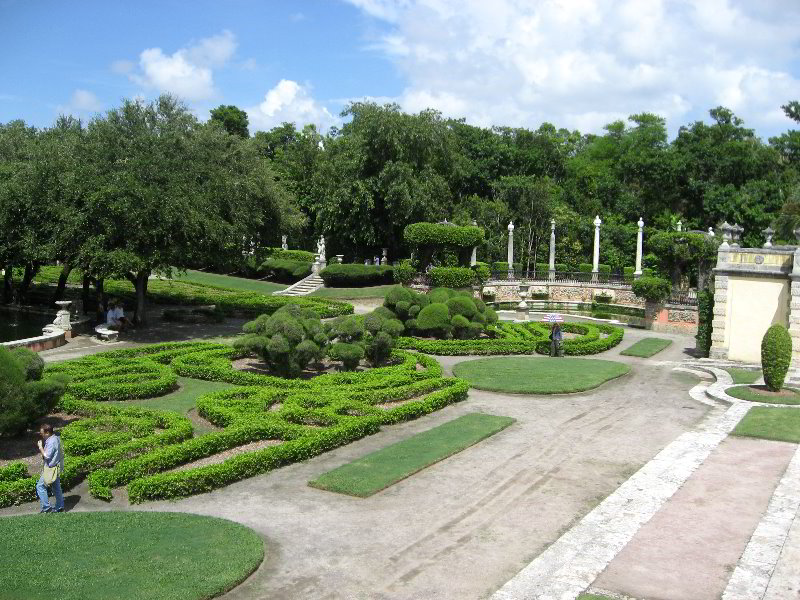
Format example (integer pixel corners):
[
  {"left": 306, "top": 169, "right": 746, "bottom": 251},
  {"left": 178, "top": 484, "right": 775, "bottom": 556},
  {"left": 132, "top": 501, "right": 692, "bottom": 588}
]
[
  {"left": 446, "top": 296, "right": 477, "bottom": 319},
  {"left": 466, "top": 322, "right": 484, "bottom": 339},
  {"left": 405, "top": 318, "right": 418, "bottom": 333},
  {"left": 394, "top": 301, "right": 411, "bottom": 320},
  {"left": 384, "top": 285, "right": 413, "bottom": 308},
  {"left": 761, "top": 324, "right": 792, "bottom": 391},
  {"left": 408, "top": 304, "right": 421, "bottom": 318},
  {"left": 484, "top": 306, "right": 499, "bottom": 324},
  {"left": 451, "top": 314, "right": 471, "bottom": 339},
  {"left": 328, "top": 342, "right": 364, "bottom": 371},
  {"left": 416, "top": 303, "right": 452, "bottom": 338},
  {"left": 429, "top": 288, "right": 454, "bottom": 304},
  {"left": 473, "top": 298, "right": 487, "bottom": 313},
  {"left": 471, "top": 312, "right": 487, "bottom": 325}
]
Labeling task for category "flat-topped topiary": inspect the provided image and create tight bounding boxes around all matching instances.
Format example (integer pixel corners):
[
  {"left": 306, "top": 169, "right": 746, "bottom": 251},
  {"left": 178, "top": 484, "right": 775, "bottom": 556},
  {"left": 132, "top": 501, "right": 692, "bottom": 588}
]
[{"left": 452, "top": 356, "right": 630, "bottom": 394}]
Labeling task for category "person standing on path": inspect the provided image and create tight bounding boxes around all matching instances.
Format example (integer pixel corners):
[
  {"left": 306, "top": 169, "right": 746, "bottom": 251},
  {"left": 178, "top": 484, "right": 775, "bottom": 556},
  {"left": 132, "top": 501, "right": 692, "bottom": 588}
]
[
  {"left": 549, "top": 323, "right": 563, "bottom": 357},
  {"left": 36, "top": 424, "right": 65, "bottom": 513}
]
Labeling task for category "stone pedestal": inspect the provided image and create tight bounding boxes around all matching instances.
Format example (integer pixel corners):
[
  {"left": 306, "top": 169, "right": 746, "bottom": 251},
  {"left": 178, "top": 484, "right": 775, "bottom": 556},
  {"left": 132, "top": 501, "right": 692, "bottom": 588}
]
[
  {"left": 516, "top": 299, "right": 529, "bottom": 322},
  {"left": 335, "top": 254, "right": 344, "bottom": 264}
]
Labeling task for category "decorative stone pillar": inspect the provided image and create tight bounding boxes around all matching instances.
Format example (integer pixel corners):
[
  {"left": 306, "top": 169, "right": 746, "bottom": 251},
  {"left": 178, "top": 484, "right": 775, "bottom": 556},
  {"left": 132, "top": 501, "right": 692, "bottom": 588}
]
[
  {"left": 507, "top": 221, "right": 515, "bottom": 280},
  {"left": 709, "top": 242, "right": 732, "bottom": 359},
  {"left": 790, "top": 239, "right": 800, "bottom": 367},
  {"left": 592, "top": 215, "right": 602, "bottom": 282},
  {"left": 548, "top": 219, "right": 556, "bottom": 281},
  {"left": 634, "top": 217, "right": 644, "bottom": 278},
  {"left": 720, "top": 222, "right": 732, "bottom": 248},
  {"left": 281, "top": 235, "right": 288, "bottom": 251},
  {"left": 730, "top": 224, "right": 743, "bottom": 249},
  {"left": 470, "top": 220, "right": 478, "bottom": 266},
  {"left": 763, "top": 227, "right": 774, "bottom": 249}
]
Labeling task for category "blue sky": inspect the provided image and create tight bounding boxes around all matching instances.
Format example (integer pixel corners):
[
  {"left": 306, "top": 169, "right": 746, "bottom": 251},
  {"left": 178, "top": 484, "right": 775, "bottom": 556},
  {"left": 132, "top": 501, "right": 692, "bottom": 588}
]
[{"left": 1, "top": 0, "right": 799, "bottom": 140}]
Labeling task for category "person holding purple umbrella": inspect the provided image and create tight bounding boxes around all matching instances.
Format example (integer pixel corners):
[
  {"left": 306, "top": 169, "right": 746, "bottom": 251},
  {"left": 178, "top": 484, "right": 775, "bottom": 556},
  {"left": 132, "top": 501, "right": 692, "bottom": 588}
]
[{"left": 549, "top": 322, "right": 563, "bottom": 357}]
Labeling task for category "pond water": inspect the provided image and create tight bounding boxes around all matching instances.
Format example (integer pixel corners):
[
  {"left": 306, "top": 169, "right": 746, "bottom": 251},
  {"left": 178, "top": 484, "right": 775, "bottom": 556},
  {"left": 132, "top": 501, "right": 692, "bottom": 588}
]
[{"left": 0, "top": 311, "right": 53, "bottom": 342}]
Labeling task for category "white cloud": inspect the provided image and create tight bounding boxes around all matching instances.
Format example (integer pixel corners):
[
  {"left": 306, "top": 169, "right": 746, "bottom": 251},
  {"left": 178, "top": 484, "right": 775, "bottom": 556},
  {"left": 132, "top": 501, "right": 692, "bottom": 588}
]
[
  {"left": 247, "top": 79, "right": 337, "bottom": 131},
  {"left": 127, "top": 30, "right": 237, "bottom": 101},
  {"left": 57, "top": 89, "right": 103, "bottom": 116},
  {"left": 345, "top": 0, "right": 800, "bottom": 137}
]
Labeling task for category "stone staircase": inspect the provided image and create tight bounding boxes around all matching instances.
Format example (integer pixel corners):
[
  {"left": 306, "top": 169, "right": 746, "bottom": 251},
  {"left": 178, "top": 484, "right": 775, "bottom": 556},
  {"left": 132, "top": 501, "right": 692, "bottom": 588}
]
[{"left": 272, "top": 274, "right": 324, "bottom": 297}]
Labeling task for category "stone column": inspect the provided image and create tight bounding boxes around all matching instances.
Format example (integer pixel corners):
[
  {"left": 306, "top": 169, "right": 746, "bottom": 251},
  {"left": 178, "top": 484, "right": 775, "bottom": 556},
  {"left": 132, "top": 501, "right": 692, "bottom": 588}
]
[
  {"left": 507, "top": 221, "right": 515, "bottom": 280},
  {"left": 790, "top": 229, "right": 800, "bottom": 368},
  {"left": 634, "top": 217, "right": 644, "bottom": 278},
  {"left": 709, "top": 237, "right": 731, "bottom": 359},
  {"left": 592, "top": 215, "right": 602, "bottom": 282},
  {"left": 548, "top": 219, "right": 556, "bottom": 281},
  {"left": 470, "top": 220, "right": 478, "bottom": 266}
]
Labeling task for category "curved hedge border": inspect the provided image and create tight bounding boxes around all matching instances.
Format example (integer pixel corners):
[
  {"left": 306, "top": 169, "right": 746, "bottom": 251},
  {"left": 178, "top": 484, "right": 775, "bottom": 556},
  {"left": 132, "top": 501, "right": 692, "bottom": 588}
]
[
  {"left": 397, "top": 321, "right": 624, "bottom": 356},
  {"left": 0, "top": 342, "right": 465, "bottom": 507}
]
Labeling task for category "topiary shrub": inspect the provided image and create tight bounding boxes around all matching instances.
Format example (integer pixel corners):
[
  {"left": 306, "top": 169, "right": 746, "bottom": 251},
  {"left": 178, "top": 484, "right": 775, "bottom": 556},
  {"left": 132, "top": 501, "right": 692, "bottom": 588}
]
[
  {"left": 233, "top": 304, "right": 326, "bottom": 377},
  {"left": 320, "top": 264, "right": 394, "bottom": 287},
  {"left": 429, "top": 266, "right": 475, "bottom": 288},
  {"left": 451, "top": 314, "right": 471, "bottom": 339},
  {"left": 446, "top": 296, "right": 477, "bottom": 319},
  {"left": 429, "top": 288, "right": 455, "bottom": 304},
  {"left": 416, "top": 303, "right": 452, "bottom": 338},
  {"left": 485, "top": 306, "right": 499, "bottom": 324},
  {"left": 384, "top": 286, "right": 413, "bottom": 309},
  {"left": 10, "top": 347, "right": 44, "bottom": 381},
  {"left": 393, "top": 260, "right": 417, "bottom": 285},
  {"left": 632, "top": 276, "right": 672, "bottom": 303},
  {"left": 472, "top": 262, "right": 490, "bottom": 284},
  {"left": 695, "top": 290, "right": 714, "bottom": 358},
  {"left": 260, "top": 258, "right": 312, "bottom": 283},
  {"left": 327, "top": 342, "right": 364, "bottom": 371},
  {"left": 0, "top": 347, "right": 68, "bottom": 437},
  {"left": 264, "top": 248, "right": 316, "bottom": 262},
  {"left": 492, "top": 262, "right": 522, "bottom": 274},
  {"left": 761, "top": 324, "right": 792, "bottom": 391}
]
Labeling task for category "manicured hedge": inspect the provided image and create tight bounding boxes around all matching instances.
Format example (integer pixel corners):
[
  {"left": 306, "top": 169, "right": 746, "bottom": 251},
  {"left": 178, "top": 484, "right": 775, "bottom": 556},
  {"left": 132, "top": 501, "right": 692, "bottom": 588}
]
[
  {"left": 393, "top": 260, "right": 417, "bottom": 285},
  {"left": 404, "top": 222, "right": 484, "bottom": 247},
  {"left": 260, "top": 258, "right": 312, "bottom": 283},
  {"left": 428, "top": 267, "right": 475, "bottom": 288},
  {"left": 492, "top": 262, "right": 522, "bottom": 273},
  {"left": 320, "top": 264, "right": 394, "bottom": 287},
  {"left": 263, "top": 248, "right": 316, "bottom": 262},
  {"left": 632, "top": 276, "right": 672, "bottom": 303},
  {"left": 0, "top": 342, "right": 465, "bottom": 507},
  {"left": 695, "top": 289, "right": 714, "bottom": 357}
]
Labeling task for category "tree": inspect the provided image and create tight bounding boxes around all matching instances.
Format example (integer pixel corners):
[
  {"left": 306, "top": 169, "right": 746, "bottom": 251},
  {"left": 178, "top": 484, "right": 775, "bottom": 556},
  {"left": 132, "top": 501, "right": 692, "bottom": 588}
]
[
  {"left": 79, "top": 96, "right": 267, "bottom": 324},
  {"left": 209, "top": 105, "right": 249, "bottom": 138}
]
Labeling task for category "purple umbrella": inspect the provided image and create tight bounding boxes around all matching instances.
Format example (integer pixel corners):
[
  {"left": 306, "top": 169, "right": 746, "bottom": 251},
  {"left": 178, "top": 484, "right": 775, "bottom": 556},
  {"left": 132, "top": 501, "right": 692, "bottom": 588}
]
[{"left": 542, "top": 313, "right": 564, "bottom": 323}]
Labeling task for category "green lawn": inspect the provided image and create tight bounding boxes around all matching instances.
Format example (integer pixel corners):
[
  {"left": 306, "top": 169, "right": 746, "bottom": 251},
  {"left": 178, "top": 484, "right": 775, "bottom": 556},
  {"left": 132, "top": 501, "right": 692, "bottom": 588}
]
[
  {"left": 452, "top": 356, "right": 630, "bottom": 394},
  {"left": 726, "top": 385, "right": 800, "bottom": 405},
  {"left": 111, "top": 376, "right": 235, "bottom": 414},
  {"left": 733, "top": 407, "right": 800, "bottom": 443},
  {"left": 311, "top": 285, "right": 396, "bottom": 299},
  {"left": 577, "top": 594, "right": 614, "bottom": 600},
  {"left": 725, "top": 367, "right": 762, "bottom": 385},
  {"left": 169, "top": 269, "right": 286, "bottom": 294},
  {"left": 309, "top": 413, "right": 515, "bottom": 497},
  {"left": 620, "top": 337, "right": 672, "bottom": 357},
  {"left": 0, "top": 511, "right": 264, "bottom": 600}
]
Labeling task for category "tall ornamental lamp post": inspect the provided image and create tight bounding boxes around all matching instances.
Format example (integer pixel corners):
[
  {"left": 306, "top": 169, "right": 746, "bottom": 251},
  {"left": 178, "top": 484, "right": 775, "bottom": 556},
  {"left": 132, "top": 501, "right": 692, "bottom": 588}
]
[
  {"left": 634, "top": 217, "right": 644, "bottom": 278},
  {"left": 592, "top": 215, "right": 602, "bottom": 282},
  {"left": 507, "top": 221, "right": 515, "bottom": 281}
]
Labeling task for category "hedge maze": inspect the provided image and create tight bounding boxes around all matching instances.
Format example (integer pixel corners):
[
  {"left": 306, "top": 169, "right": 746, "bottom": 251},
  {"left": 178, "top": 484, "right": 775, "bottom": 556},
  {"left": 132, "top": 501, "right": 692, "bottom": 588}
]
[
  {"left": 397, "top": 321, "right": 624, "bottom": 355},
  {"left": 0, "top": 342, "right": 467, "bottom": 507}
]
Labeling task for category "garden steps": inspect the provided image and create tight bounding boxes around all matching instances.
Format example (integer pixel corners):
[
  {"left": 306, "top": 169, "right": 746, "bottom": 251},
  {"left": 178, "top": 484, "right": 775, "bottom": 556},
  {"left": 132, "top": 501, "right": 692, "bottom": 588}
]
[{"left": 272, "top": 274, "right": 324, "bottom": 296}]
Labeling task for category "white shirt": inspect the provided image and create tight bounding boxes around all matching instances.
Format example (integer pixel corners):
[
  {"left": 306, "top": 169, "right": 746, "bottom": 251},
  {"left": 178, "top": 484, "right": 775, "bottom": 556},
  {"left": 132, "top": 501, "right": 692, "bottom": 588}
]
[{"left": 107, "top": 308, "right": 119, "bottom": 326}]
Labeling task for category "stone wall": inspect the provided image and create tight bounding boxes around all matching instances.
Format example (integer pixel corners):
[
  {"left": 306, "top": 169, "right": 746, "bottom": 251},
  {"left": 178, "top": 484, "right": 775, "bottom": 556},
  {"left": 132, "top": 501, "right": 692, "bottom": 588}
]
[
  {"left": 644, "top": 301, "right": 699, "bottom": 335},
  {"left": 482, "top": 280, "right": 645, "bottom": 309}
]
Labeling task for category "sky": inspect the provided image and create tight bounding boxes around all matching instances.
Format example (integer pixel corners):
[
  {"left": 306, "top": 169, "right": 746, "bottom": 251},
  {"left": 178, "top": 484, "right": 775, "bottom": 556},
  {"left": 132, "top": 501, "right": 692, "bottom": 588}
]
[{"left": 1, "top": 0, "right": 799, "bottom": 140}]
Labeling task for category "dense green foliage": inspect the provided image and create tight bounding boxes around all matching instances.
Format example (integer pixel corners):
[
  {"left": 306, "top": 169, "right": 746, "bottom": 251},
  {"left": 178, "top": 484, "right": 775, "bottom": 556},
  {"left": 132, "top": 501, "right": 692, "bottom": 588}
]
[
  {"left": 320, "top": 264, "right": 394, "bottom": 287},
  {"left": 428, "top": 266, "right": 476, "bottom": 288},
  {"left": 452, "top": 356, "right": 630, "bottom": 394},
  {"left": 260, "top": 257, "right": 312, "bottom": 283},
  {"left": 0, "top": 346, "right": 68, "bottom": 436},
  {"left": 0, "top": 342, "right": 468, "bottom": 506},
  {"left": 209, "top": 104, "right": 250, "bottom": 138},
  {"left": 1, "top": 511, "right": 264, "bottom": 600},
  {"left": 310, "top": 413, "right": 514, "bottom": 496},
  {"left": 696, "top": 289, "right": 715, "bottom": 357},
  {"left": 761, "top": 324, "right": 792, "bottom": 391},
  {"left": 632, "top": 276, "right": 672, "bottom": 303}
]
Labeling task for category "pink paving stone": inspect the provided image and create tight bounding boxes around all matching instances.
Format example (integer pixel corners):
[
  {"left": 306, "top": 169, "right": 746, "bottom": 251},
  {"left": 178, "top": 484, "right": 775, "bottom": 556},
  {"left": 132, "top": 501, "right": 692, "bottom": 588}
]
[{"left": 593, "top": 436, "right": 797, "bottom": 600}]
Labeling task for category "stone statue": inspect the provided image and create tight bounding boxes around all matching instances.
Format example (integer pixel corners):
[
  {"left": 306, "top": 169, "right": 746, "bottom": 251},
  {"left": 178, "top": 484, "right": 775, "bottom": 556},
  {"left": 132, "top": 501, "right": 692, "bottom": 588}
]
[
  {"left": 281, "top": 235, "right": 288, "bottom": 251},
  {"left": 316, "top": 236, "right": 326, "bottom": 262}
]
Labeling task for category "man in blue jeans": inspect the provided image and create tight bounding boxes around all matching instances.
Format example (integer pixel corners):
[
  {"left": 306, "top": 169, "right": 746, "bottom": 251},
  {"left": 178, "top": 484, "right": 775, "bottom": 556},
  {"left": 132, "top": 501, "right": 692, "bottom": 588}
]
[{"left": 36, "top": 424, "right": 64, "bottom": 513}]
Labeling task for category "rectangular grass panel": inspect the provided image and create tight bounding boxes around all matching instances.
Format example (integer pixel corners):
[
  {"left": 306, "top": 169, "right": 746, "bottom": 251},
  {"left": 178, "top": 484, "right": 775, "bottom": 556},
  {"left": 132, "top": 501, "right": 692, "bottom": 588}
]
[
  {"left": 620, "top": 337, "right": 672, "bottom": 357},
  {"left": 309, "top": 413, "right": 515, "bottom": 497},
  {"left": 725, "top": 367, "right": 762, "bottom": 385},
  {"left": 732, "top": 407, "right": 800, "bottom": 444}
]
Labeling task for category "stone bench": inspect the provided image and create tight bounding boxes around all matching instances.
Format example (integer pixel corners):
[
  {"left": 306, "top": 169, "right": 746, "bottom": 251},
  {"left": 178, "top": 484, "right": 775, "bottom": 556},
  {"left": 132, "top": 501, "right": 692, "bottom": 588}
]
[{"left": 94, "top": 325, "right": 119, "bottom": 342}]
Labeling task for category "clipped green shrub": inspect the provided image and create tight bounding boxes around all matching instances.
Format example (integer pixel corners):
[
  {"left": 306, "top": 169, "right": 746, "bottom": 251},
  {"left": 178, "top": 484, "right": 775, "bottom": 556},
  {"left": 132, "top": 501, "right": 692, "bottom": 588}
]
[
  {"left": 416, "top": 303, "right": 452, "bottom": 337},
  {"left": 328, "top": 342, "right": 365, "bottom": 371},
  {"left": 429, "top": 266, "right": 475, "bottom": 288},
  {"left": 393, "top": 260, "right": 417, "bottom": 285},
  {"left": 233, "top": 304, "right": 325, "bottom": 377},
  {"left": 472, "top": 262, "right": 490, "bottom": 284},
  {"left": 404, "top": 222, "right": 484, "bottom": 248},
  {"left": 429, "top": 288, "right": 455, "bottom": 304},
  {"left": 260, "top": 258, "right": 312, "bottom": 283},
  {"left": 492, "top": 262, "right": 522, "bottom": 273},
  {"left": 485, "top": 307, "right": 499, "bottom": 324},
  {"left": 761, "top": 324, "right": 792, "bottom": 391},
  {"left": 10, "top": 347, "right": 44, "bottom": 381},
  {"left": 623, "top": 266, "right": 635, "bottom": 279},
  {"left": 695, "top": 290, "right": 714, "bottom": 357},
  {"left": 598, "top": 264, "right": 612, "bottom": 275},
  {"left": 264, "top": 248, "right": 316, "bottom": 262},
  {"left": 578, "top": 263, "right": 593, "bottom": 273},
  {"left": 632, "top": 276, "right": 672, "bottom": 303},
  {"left": 384, "top": 285, "right": 414, "bottom": 308},
  {"left": 451, "top": 314, "right": 471, "bottom": 339},
  {"left": 320, "top": 264, "right": 394, "bottom": 287},
  {"left": 0, "top": 347, "right": 67, "bottom": 437},
  {"left": 446, "top": 296, "right": 477, "bottom": 319}
]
